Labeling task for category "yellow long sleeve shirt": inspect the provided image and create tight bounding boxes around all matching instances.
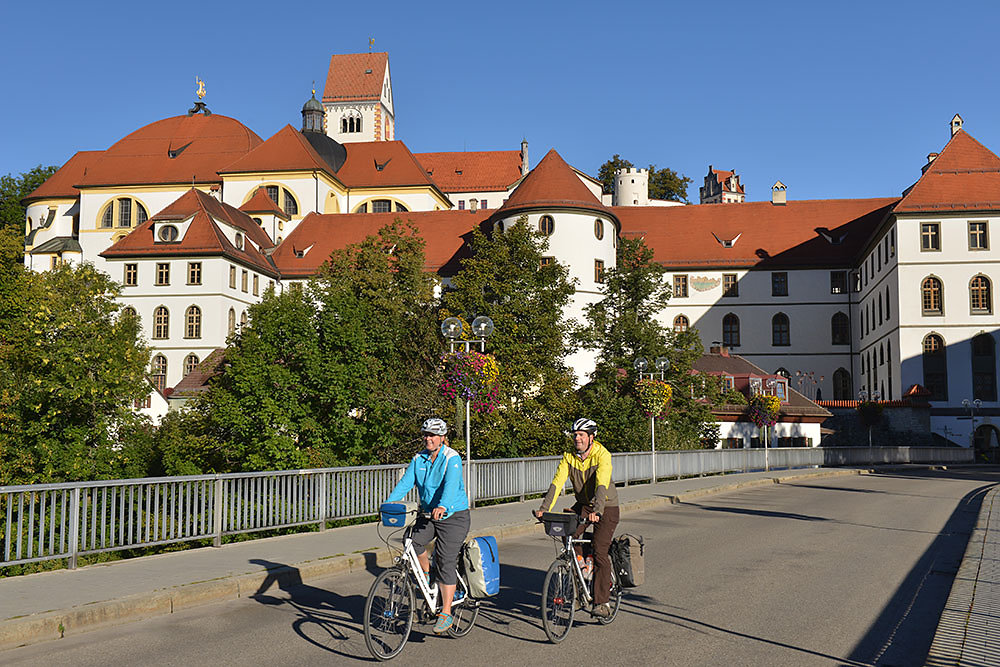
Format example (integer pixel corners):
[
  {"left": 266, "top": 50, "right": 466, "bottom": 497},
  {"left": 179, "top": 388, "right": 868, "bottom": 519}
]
[{"left": 538, "top": 441, "right": 618, "bottom": 516}]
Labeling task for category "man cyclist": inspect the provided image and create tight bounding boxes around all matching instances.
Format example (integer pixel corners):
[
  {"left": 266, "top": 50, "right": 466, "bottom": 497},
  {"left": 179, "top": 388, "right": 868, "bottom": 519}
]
[
  {"left": 384, "top": 418, "right": 470, "bottom": 634},
  {"left": 533, "top": 418, "right": 620, "bottom": 618}
]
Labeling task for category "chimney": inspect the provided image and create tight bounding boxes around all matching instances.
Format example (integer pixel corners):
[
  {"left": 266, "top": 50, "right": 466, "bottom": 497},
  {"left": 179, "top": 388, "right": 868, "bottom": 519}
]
[
  {"left": 469, "top": 198, "right": 478, "bottom": 212},
  {"left": 951, "top": 114, "right": 963, "bottom": 136},
  {"left": 771, "top": 181, "right": 786, "bottom": 205},
  {"left": 520, "top": 139, "right": 529, "bottom": 176},
  {"left": 922, "top": 152, "right": 939, "bottom": 174},
  {"left": 709, "top": 345, "right": 730, "bottom": 356}
]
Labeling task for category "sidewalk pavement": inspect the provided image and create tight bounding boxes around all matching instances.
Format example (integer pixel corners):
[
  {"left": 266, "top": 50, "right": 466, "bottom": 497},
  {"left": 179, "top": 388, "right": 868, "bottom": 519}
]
[
  {"left": 927, "top": 483, "right": 1000, "bottom": 666},
  {"left": 0, "top": 465, "right": 972, "bottom": 654}
]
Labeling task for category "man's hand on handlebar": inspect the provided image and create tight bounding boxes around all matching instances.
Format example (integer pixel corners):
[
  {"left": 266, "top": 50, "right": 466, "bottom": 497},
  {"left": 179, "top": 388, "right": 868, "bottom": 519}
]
[{"left": 585, "top": 511, "right": 601, "bottom": 523}]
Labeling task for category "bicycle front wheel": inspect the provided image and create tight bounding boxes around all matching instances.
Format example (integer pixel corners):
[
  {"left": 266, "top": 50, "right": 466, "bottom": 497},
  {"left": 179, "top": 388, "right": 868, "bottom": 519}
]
[
  {"left": 364, "top": 568, "right": 415, "bottom": 661},
  {"left": 596, "top": 576, "right": 622, "bottom": 625},
  {"left": 541, "top": 557, "right": 576, "bottom": 643}
]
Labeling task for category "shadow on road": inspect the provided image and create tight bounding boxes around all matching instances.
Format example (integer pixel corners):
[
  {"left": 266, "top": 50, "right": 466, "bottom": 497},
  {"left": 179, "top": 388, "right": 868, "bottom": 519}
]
[
  {"left": 687, "top": 505, "right": 830, "bottom": 522},
  {"left": 845, "top": 468, "right": 998, "bottom": 665}
]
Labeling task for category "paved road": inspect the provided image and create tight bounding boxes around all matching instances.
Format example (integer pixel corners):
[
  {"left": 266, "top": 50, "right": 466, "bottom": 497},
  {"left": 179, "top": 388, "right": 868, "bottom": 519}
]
[{"left": 6, "top": 468, "right": 996, "bottom": 666}]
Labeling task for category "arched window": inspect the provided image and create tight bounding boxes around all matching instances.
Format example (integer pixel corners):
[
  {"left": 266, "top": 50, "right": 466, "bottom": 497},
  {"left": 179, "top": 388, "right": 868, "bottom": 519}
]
[
  {"left": 831, "top": 312, "right": 849, "bottom": 345},
  {"left": 151, "top": 354, "right": 167, "bottom": 393},
  {"left": 922, "top": 334, "right": 948, "bottom": 401},
  {"left": 184, "top": 353, "right": 200, "bottom": 377},
  {"left": 228, "top": 308, "right": 236, "bottom": 335},
  {"left": 153, "top": 306, "right": 169, "bottom": 339},
  {"left": 972, "top": 334, "right": 996, "bottom": 401},
  {"left": 922, "top": 277, "right": 943, "bottom": 315},
  {"left": 833, "top": 368, "right": 852, "bottom": 400},
  {"left": 594, "top": 219, "right": 604, "bottom": 240},
  {"left": 185, "top": 306, "right": 201, "bottom": 339},
  {"left": 98, "top": 197, "right": 148, "bottom": 229},
  {"left": 240, "top": 310, "right": 248, "bottom": 328},
  {"left": 539, "top": 215, "right": 554, "bottom": 236},
  {"left": 970, "top": 275, "right": 992, "bottom": 314},
  {"left": 341, "top": 112, "right": 362, "bottom": 133},
  {"left": 121, "top": 306, "right": 137, "bottom": 321},
  {"left": 771, "top": 313, "right": 790, "bottom": 346},
  {"left": 722, "top": 313, "right": 740, "bottom": 347},
  {"left": 262, "top": 185, "right": 299, "bottom": 217},
  {"left": 673, "top": 315, "right": 689, "bottom": 332}
]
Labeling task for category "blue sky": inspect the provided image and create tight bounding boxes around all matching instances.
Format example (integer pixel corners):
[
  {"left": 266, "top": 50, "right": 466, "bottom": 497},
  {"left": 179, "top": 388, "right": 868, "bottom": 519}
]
[{"left": 4, "top": 0, "right": 1000, "bottom": 202}]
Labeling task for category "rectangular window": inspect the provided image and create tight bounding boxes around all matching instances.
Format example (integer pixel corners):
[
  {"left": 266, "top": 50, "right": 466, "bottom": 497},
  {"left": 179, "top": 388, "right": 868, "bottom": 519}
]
[
  {"left": 674, "top": 274, "right": 688, "bottom": 298},
  {"left": 124, "top": 263, "right": 138, "bottom": 287},
  {"left": 969, "top": 221, "right": 989, "bottom": 250},
  {"left": 774, "top": 381, "right": 787, "bottom": 401},
  {"left": 830, "top": 271, "right": 847, "bottom": 294},
  {"left": 921, "top": 222, "right": 941, "bottom": 251},
  {"left": 117, "top": 199, "right": 132, "bottom": 228},
  {"left": 890, "top": 228, "right": 896, "bottom": 256},
  {"left": 187, "top": 262, "right": 202, "bottom": 285},
  {"left": 229, "top": 265, "right": 236, "bottom": 289},
  {"left": 50, "top": 256, "right": 59, "bottom": 270},
  {"left": 480, "top": 199, "right": 488, "bottom": 209},
  {"left": 155, "top": 262, "right": 170, "bottom": 286},
  {"left": 771, "top": 272, "right": 788, "bottom": 297},
  {"left": 372, "top": 199, "right": 392, "bottom": 213},
  {"left": 722, "top": 274, "right": 738, "bottom": 297},
  {"left": 594, "top": 259, "right": 605, "bottom": 283},
  {"left": 253, "top": 274, "right": 260, "bottom": 296},
  {"left": 241, "top": 270, "right": 248, "bottom": 293},
  {"left": 458, "top": 200, "right": 465, "bottom": 210},
  {"left": 876, "top": 248, "right": 881, "bottom": 272},
  {"left": 539, "top": 256, "right": 554, "bottom": 268}
]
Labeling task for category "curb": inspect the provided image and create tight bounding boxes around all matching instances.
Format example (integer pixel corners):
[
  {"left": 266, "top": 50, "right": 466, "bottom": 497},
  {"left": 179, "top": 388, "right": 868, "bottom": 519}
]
[{"left": 0, "top": 466, "right": 864, "bottom": 651}]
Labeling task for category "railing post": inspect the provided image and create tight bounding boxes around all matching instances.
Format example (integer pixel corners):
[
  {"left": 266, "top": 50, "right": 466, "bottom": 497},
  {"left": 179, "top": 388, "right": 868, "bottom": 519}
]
[
  {"left": 319, "top": 471, "right": 328, "bottom": 531},
  {"left": 67, "top": 487, "right": 80, "bottom": 570},
  {"left": 212, "top": 477, "right": 223, "bottom": 548},
  {"left": 520, "top": 459, "right": 526, "bottom": 502}
]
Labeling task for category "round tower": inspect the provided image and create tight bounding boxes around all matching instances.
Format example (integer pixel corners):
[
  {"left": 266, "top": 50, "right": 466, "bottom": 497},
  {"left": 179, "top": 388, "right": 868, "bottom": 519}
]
[{"left": 614, "top": 167, "right": 648, "bottom": 206}]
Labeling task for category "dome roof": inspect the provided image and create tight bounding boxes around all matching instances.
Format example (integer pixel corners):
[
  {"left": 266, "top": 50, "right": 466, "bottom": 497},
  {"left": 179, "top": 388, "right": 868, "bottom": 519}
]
[
  {"left": 302, "top": 94, "right": 324, "bottom": 113},
  {"left": 496, "top": 149, "right": 614, "bottom": 218},
  {"left": 76, "top": 113, "right": 263, "bottom": 187}
]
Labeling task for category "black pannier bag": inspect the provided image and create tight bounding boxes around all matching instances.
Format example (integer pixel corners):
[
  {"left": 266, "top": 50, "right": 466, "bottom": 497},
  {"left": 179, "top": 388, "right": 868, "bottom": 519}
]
[{"left": 610, "top": 533, "right": 644, "bottom": 587}]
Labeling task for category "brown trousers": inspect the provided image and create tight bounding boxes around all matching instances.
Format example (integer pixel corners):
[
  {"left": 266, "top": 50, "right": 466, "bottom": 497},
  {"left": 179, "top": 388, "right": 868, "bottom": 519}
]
[{"left": 572, "top": 505, "right": 620, "bottom": 605}]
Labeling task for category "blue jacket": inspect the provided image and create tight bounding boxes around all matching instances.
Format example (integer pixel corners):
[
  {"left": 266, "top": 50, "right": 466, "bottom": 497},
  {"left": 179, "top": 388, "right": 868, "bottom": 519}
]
[{"left": 386, "top": 444, "right": 469, "bottom": 517}]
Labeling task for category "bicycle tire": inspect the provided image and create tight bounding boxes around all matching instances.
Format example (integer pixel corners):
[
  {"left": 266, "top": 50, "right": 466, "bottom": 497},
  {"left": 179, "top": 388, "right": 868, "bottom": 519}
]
[
  {"left": 596, "top": 575, "right": 622, "bottom": 625},
  {"left": 541, "top": 557, "right": 576, "bottom": 643},
  {"left": 364, "top": 567, "right": 415, "bottom": 661},
  {"left": 448, "top": 577, "right": 480, "bottom": 637}
]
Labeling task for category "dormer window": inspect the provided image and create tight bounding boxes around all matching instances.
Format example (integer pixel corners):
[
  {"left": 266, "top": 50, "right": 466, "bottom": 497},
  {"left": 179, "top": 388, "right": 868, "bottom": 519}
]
[
  {"left": 234, "top": 232, "right": 244, "bottom": 250},
  {"left": 157, "top": 225, "right": 179, "bottom": 242}
]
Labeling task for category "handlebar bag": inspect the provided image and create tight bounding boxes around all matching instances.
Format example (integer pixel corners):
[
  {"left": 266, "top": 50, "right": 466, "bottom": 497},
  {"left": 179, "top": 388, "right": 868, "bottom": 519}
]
[
  {"left": 380, "top": 501, "right": 417, "bottom": 528},
  {"left": 541, "top": 511, "right": 580, "bottom": 537},
  {"left": 461, "top": 535, "right": 500, "bottom": 598}
]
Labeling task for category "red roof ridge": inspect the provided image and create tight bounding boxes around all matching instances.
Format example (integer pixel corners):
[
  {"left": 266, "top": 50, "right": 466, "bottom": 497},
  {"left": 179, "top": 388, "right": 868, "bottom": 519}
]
[
  {"left": 220, "top": 125, "right": 337, "bottom": 178},
  {"left": 240, "top": 187, "right": 290, "bottom": 219},
  {"left": 896, "top": 129, "right": 1000, "bottom": 213},
  {"left": 497, "top": 149, "right": 612, "bottom": 216}
]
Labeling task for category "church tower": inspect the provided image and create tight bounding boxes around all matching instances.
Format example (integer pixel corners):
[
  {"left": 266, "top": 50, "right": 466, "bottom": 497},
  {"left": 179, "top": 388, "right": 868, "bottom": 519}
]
[{"left": 322, "top": 52, "right": 395, "bottom": 144}]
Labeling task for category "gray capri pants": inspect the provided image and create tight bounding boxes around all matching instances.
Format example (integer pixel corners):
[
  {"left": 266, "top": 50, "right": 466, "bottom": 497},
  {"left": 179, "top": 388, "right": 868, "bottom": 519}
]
[{"left": 410, "top": 509, "right": 471, "bottom": 586}]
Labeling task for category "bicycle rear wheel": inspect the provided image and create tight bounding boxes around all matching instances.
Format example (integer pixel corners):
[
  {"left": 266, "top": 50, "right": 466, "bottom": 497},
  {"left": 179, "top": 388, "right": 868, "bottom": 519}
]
[
  {"left": 448, "top": 577, "right": 480, "bottom": 637},
  {"left": 541, "top": 557, "right": 576, "bottom": 643},
  {"left": 364, "top": 568, "right": 415, "bottom": 661}
]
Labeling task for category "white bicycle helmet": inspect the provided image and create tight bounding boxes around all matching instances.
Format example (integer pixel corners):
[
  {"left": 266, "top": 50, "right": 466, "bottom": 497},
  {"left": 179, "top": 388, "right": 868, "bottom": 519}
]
[
  {"left": 421, "top": 418, "right": 448, "bottom": 435},
  {"left": 571, "top": 418, "right": 597, "bottom": 435}
]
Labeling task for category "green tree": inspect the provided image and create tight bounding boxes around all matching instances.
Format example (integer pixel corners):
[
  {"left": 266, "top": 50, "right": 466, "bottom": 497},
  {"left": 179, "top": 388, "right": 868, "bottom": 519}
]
[
  {"left": 0, "top": 165, "right": 58, "bottom": 235},
  {"left": 597, "top": 155, "right": 691, "bottom": 202},
  {"left": 0, "top": 262, "right": 152, "bottom": 483},
  {"left": 442, "top": 216, "right": 578, "bottom": 457},
  {"left": 576, "top": 236, "right": 717, "bottom": 451}
]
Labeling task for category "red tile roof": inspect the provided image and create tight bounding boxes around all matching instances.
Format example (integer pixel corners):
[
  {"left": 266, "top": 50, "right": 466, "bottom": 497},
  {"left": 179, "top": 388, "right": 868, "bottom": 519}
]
[
  {"left": 101, "top": 188, "right": 278, "bottom": 276},
  {"left": 239, "top": 187, "right": 290, "bottom": 219},
  {"left": 895, "top": 130, "right": 1000, "bottom": 213},
  {"left": 75, "top": 114, "right": 262, "bottom": 188},
  {"left": 414, "top": 150, "right": 523, "bottom": 192},
  {"left": 170, "top": 348, "right": 225, "bottom": 397},
  {"left": 617, "top": 197, "right": 898, "bottom": 269},
  {"left": 710, "top": 168, "right": 745, "bottom": 194},
  {"left": 272, "top": 209, "right": 490, "bottom": 277},
  {"left": 337, "top": 140, "right": 443, "bottom": 191},
  {"left": 497, "top": 149, "right": 613, "bottom": 217},
  {"left": 322, "top": 52, "right": 388, "bottom": 102},
  {"left": 23, "top": 151, "right": 103, "bottom": 202},
  {"left": 220, "top": 125, "right": 336, "bottom": 177}
]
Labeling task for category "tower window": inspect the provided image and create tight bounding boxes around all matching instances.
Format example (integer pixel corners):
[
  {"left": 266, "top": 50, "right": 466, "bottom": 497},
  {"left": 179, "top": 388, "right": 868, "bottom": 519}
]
[{"left": 539, "top": 215, "right": 555, "bottom": 236}]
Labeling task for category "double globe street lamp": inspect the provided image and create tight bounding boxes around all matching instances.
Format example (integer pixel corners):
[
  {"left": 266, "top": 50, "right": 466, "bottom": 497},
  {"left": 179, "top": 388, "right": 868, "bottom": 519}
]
[
  {"left": 441, "top": 315, "right": 495, "bottom": 505},
  {"left": 634, "top": 356, "right": 670, "bottom": 484}
]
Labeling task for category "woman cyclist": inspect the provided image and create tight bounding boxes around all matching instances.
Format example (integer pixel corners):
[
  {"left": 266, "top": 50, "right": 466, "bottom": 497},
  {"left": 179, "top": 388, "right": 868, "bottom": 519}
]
[{"left": 384, "top": 418, "right": 470, "bottom": 634}]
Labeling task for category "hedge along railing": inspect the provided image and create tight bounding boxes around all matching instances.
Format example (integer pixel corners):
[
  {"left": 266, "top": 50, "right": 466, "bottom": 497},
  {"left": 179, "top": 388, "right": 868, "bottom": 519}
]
[{"left": 0, "top": 446, "right": 973, "bottom": 569}]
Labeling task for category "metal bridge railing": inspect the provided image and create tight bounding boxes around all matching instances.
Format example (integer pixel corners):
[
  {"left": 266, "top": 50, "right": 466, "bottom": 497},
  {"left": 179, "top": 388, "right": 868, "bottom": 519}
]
[{"left": 0, "top": 446, "right": 971, "bottom": 569}]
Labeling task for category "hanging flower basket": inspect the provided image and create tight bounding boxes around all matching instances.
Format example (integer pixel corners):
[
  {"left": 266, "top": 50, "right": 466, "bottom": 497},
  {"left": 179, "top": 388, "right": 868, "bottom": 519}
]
[
  {"left": 636, "top": 378, "right": 672, "bottom": 418},
  {"left": 439, "top": 350, "right": 501, "bottom": 413},
  {"left": 747, "top": 394, "right": 781, "bottom": 428}
]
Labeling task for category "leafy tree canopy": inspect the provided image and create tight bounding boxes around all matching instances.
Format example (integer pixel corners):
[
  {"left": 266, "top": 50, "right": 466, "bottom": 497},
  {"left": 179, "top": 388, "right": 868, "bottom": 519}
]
[{"left": 597, "top": 155, "right": 692, "bottom": 203}]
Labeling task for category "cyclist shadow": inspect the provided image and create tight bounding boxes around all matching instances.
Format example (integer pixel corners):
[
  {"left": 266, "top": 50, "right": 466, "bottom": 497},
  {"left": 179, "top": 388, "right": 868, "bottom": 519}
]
[
  {"left": 247, "top": 557, "right": 371, "bottom": 660},
  {"left": 472, "top": 562, "right": 568, "bottom": 644}
]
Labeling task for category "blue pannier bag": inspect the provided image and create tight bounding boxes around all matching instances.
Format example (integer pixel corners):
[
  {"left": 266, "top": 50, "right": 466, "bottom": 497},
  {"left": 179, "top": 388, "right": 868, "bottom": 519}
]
[
  {"left": 461, "top": 535, "right": 500, "bottom": 598},
  {"left": 380, "top": 501, "right": 416, "bottom": 528}
]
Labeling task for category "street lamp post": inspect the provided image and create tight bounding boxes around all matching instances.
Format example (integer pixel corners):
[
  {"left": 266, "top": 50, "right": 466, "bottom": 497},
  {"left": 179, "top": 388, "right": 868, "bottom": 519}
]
[
  {"left": 441, "top": 315, "right": 495, "bottom": 506},
  {"left": 635, "top": 356, "right": 670, "bottom": 484},
  {"left": 859, "top": 389, "right": 880, "bottom": 464},
  {"left": 962, "top": 398, "right": 982, "bottom": 451}
]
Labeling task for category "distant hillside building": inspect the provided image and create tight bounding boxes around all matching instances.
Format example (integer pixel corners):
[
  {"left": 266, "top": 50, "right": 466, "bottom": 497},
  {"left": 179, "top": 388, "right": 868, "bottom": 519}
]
[{"left": 700, "top": 166, "right": 746, "bottom": 204}]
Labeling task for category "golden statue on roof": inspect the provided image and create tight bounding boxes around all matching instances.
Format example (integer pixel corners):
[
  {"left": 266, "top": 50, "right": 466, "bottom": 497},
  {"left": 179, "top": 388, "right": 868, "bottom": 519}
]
[{"left": 196, "top": 77, "right": 206, "bottom": 100}]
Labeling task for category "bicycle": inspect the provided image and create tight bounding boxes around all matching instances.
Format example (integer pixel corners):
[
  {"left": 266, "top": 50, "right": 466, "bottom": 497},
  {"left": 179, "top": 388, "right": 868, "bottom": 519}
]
[
  {"left": 363, "top": 509, "right": 480, "bottom": 661},
  {"left": 538, "top": 511, "right": 622, "bottom": 643}
]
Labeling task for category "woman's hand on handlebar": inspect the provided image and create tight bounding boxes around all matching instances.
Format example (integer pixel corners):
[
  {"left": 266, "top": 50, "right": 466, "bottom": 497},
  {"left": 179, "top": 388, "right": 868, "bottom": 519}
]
[
  {"left": 431, "top": 506, "right": 447, "bottom": 521},
  {"left": 532, "top": 509, "right": 544, "bottom": 521}
]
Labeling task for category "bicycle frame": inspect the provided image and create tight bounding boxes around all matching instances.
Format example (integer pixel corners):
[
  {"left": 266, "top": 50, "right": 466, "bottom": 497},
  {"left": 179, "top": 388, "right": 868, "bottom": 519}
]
[
  {"left": 556, "top": 533, "right": 599, "bottom": 604},
  {"left": 393, "top": 522, "right": 473, "bottom": 616}
]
